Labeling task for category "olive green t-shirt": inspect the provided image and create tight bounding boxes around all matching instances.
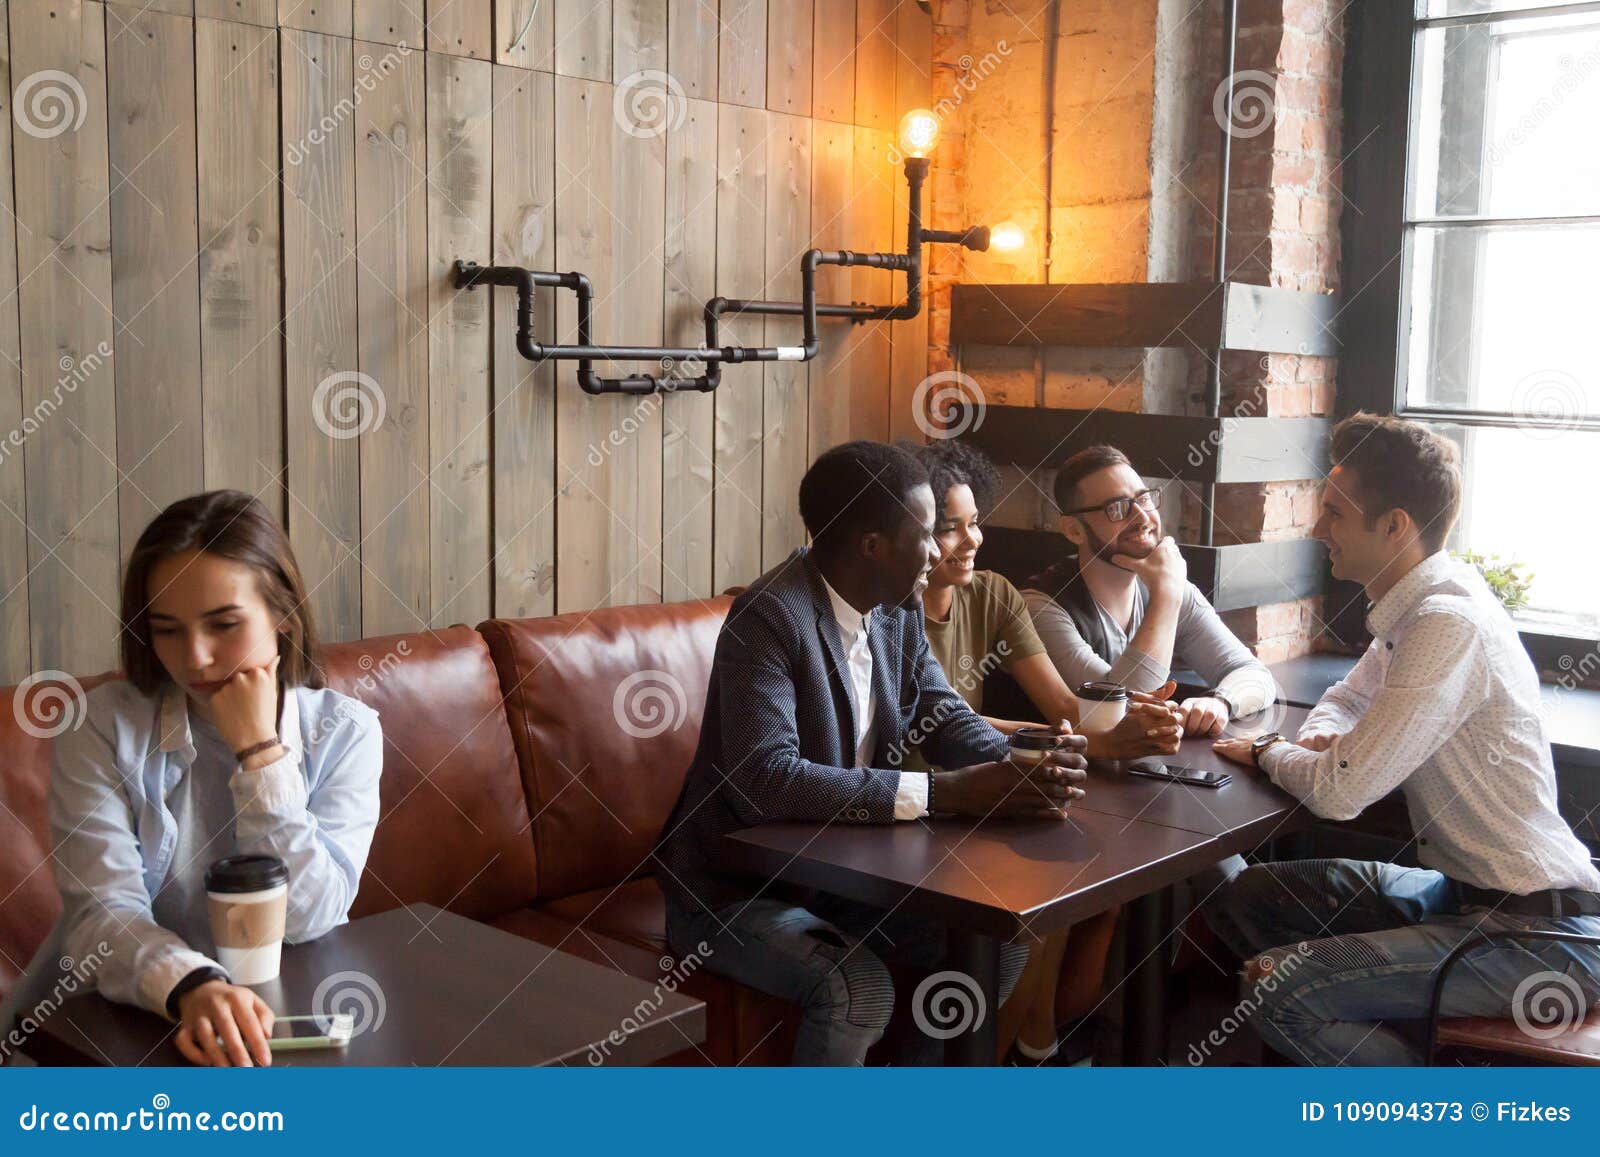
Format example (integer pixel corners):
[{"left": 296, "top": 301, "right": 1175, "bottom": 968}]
[{"left": 904, "top": 570, "right": 1046, "bottom": 771}]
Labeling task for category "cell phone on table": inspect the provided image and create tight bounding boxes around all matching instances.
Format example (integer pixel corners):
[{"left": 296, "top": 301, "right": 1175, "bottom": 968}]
[
  {"left": 265, "top": 1013, "right": 353, "bottom": 1051},
  {"left": 1126, "top": 760, "right": 1231, "bottom": 789}
]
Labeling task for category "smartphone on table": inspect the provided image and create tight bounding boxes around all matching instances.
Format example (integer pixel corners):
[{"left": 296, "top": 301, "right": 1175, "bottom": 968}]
[
  {"left": 1126, "top": 759, "right": 1231, "bottom": 789},
  {"left": 265, "top": 1013, "right": 354, "bottom": 1052}
]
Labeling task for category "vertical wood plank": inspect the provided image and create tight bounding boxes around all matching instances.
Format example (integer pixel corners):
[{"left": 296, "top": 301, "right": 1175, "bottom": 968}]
[
  {"left": 283, "top": 29, "right": 361, "bottom": 639},
  {"left": 888, "top": 0, "right": 931, "bottom": 442},
  {"left": 712, "top": 102, "right": 765, "bottom": 591},
  {"left": 354, "top": 36, "right": 429, "bottom": 635},
  {"left": 490, "top": 64, "right": 556, "bottom": 618},
  {"left": 717, "top": 0, "right": 764, "bottom": 108},
  {"left": 611, "top": 58, "right": 668, "bottom": 605},
  {"left": 426, "top": 0, "right": 491, "bottom": 58},
  {"left": 196, "top": 16, "right": 284, "bottom": 520},
  {"left": 807, "top": 117, "right": 853, "bottom": 456},
  {"left": 848, "top": 124, "right": 893, "bottom": 440},
  {"left": 195, "top": 0, "right": 276, "bottom": 26},
  {"left": 853, "top": 0, "right": 895, "bottom": 129},
  {"left": 555, "top": 0, "right": 610, "bottom": 80},
  {"left": 0, "top": 1, "right": 30, "bottom": 681},
  {"left": 762, "top": 111, "right": 810, "bottom": 568},
  {"left": 426, "top": 51, "right": 493, "bottom": 626},
  {"left": 614, "top": 0, "right": 666, "bottom": 80},
  {"left": 765, "top": 0, "right": 810, "bottom": 116},
  {"left": 280, "top": 0, "right": 353, "bottom": 35},
  {"left": 105, "top": 7, "right": 203, "bottom": 565},
  {"left": 103, "top": 0, "right": 191, "bottom": 16},
  {"left": 660, "top": 95, "right": 717, "bottom": 601},
  {"left": 666, "top": 0, "right": 716, "bottom": 100},
  {"left": 354, "top": 0, "right": 422, "bottom": 47},
  {"left": 811, "top": 0, "right": 853, "bottom": 123},
  {"left": 495, "top": 0, "right": 552, "bottom": 69},
  {"left": 10, "top": 0, "right": 120, "bottom": 673},
  {"left": 553, "top": 75, "right": 617, "bottom": 610}
]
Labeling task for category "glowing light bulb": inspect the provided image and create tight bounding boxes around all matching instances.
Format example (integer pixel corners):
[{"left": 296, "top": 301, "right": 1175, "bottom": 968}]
[
  {"left": 988, "top": 221, "right": 1025, "bottom": 253},
  {"left": 897, "top": 109, "right": 940, "bottom": 159}
]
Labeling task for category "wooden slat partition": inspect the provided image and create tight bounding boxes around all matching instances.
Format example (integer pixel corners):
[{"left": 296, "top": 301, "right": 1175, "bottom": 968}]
[{"left": 0, "top": 0, "right": 938, "bottom": 678}]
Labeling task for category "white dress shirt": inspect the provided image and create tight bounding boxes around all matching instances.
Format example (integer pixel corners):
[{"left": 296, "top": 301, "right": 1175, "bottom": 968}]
[
  {"left": 1260, "top": 551, "right": 1599, "bottom": 895},
  {"left": 819, "top": 573, "right": 929, "bottom": 821}
]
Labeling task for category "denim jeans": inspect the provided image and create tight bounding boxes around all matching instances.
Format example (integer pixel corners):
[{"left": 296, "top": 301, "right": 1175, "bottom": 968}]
[
  {"left": 665, "top": 892, "right": 1029, "bottom": 1065},
  {"left": 1203, "top": 858, "right": 1600, "bottom": 1065}
]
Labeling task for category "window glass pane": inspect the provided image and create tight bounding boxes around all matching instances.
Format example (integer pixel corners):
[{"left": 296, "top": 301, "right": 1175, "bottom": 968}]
[
  {"left": 1425, "top": 423, "right": 1600, "bottom": 629},
  {"left": 1411, "top": 11, "right": 1600, "bottom": 219},
  {"left": 1403, "top": 222, "right": 1600, "bottom": 416},
  {"left": 1421, "top": 1, "right": 1591, "bottom": 17}
]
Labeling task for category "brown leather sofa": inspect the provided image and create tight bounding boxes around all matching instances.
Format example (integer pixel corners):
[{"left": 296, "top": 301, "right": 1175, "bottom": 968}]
[{"left": 1, "top": 595, "right": 1114, "bottom": 1065}]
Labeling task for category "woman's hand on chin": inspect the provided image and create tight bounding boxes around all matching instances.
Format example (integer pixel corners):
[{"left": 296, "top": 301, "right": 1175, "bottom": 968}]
[{"left": 208, "top": 654, "right": 282, "bottom": 756}]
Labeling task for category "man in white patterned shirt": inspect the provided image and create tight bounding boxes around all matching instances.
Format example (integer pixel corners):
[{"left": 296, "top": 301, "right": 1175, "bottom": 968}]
[{"left": 1206, "top": 413, "right": 1600, "bottom": 1065}]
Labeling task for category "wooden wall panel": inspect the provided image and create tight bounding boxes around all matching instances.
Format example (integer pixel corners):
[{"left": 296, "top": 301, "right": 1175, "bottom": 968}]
[
  {"left": 196, "top": 0, "right": 275, "bottom": 26},
  {"left": 425, "top": 52, "right": 493, "bottom": 626},
  {"left": 196, "top": 17, "right": 284, "bottom": 519},
  {"left": 614, "top": 0, "right": 667, "bottom": 80},
  {"left": 280, "top": 0, "right": 352, "bottom": 34},
  {"left": 888, "top": 0, "right": 931, "bottom": 442},
  {"left": 354, "top": 37, "right": 429, "bottom": 636},
  {"left": 610, "top": 47, "right": 669, "bottom": 606},
  {"left": 490, "top": 64, "right": 556, "bottom": 619},
  {"left": 660, "top": 97, "right": 717, "bottom": 601},
  {"left": 807, "top": 118, "right": 853, "bottom": 456},
  {"left": 853, "top": 0, "right": 895, "bottom": 130},
  {"left": 106, "top": 7, "right": 204, "bottom": 566},
  {"left": 426, "top": 0, "right": 490, "bottom": 58},
  {"left": 354, "top": 0, "right": 422, "bottom": 47},
  {"left": 554, "top": 76, "right": 619, "bottom": 610},
  {"left": 10, "top": 0, "right": 120, "bottom": 673},
  {"left": 283, "top": 28, "right": 361, "bottom": 638},
  {"left": 812, "top": 0, "right": 854, "bottom": 123},
  {"left": 717, "top": 0, "right": 765, "bottom": 108},
  {"left": 762, "top": 112, "right": 811, "bottom": 568},
  {"left": 0, "top": 1, "right": 27, "bottom": 681},
  {"left": 848, "top": 125, "right": 893, "bottom": 441},
  {"left": 712, "top": 102, "right": 766, "bottom": 592},
  {"left": 555, "top": 0, "right": 610, "bottom": 81},
  {"left": 766, "top": 0, "right": 812, "bottom": 116},
  {"left": 666, "top": 0, "right": 716, "bottom": 100},
  {"left": 496, "top": 0, "right": 552, "bottom": 69}
]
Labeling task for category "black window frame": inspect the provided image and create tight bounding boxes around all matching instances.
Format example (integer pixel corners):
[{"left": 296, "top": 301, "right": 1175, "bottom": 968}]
[{"left": 1338, "top": 0, "right": 1600, "bottom": 669}]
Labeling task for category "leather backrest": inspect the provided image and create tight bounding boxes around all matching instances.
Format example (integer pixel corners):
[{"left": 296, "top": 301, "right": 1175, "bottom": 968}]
[
  {"left": 325, "top": 628, "right": 540, "bottom": 922},
  {"left": 479, "top": 597, "right": 732, "bottom": 901},
  {"left": 0, "top": 671, "right": 118, "bottom": 1004}
]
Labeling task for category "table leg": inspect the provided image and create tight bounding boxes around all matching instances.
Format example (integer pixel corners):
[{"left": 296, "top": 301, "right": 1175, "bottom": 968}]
[
  {"left": 944, "top": 929, "right": 999, "bottom": 1066},
  {"left": 1121, "top": 886, "right": 1174, "bottom": 1066}
]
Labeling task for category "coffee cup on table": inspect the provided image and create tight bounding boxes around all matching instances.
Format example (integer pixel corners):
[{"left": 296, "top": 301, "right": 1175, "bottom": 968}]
[
  {"left": 1075, "top": 681, "right": 1130, "bottom": 734},
  {"left": 205, "top": 855, "right": 289, "bottom": 985}
]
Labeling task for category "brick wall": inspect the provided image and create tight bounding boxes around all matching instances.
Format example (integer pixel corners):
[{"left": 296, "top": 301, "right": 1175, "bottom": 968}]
[{"left": 927, "top": 0, "right": 1347, "bottom": 662}]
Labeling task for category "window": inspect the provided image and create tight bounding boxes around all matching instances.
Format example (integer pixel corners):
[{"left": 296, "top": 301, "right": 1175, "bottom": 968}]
[{"left": 1396, "top": 1, "right": 1600, "bottom": 633}]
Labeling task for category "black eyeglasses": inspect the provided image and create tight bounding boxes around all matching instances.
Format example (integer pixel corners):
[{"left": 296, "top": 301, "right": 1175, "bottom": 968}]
[{"left": 1066, "top": 488, "right": 1158, "bottom": 523}]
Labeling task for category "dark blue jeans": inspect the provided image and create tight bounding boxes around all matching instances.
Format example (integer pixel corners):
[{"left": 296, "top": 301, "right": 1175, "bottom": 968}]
[
  {"left": 665, "top": 892, "right": 1029, "bottom": 1065},
  {"left": 1203, "top": 858, "right": 1600, "bottom": 1065}
]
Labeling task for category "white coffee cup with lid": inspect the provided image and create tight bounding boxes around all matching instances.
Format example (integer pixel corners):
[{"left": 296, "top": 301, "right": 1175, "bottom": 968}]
[
  {"left": 1076, "top": 681, "right": 1130, "bottom": 734},
  {"left": 205, "top": 855, "right": 289, "bottom": 985}
]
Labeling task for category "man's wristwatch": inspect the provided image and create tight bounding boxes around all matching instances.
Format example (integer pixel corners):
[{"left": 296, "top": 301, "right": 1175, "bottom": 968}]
[{"left": 1250, "top": 731, "right": 1286, "bottom": 768}]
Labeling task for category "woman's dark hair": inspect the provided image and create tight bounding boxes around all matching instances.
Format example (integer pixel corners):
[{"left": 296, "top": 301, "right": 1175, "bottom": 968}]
[
  {"left": 906, "top": 439, "right": 1003, "bottom": 521},
  {"left": 799, "top": 440, "right": 930, "bottom": 554},
  {"left": 120, "top": 490, "right": 326, "bottom": 694}
]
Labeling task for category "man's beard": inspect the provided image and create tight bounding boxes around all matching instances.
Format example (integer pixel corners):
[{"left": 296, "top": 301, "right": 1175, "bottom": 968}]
[{"left": 1079, "top": 521, "right": 1157, "bottom": 566}]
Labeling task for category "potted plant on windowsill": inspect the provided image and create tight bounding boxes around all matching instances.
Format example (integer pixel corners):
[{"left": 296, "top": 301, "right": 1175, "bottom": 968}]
[{"left": 1454, "top": 550, "right": 1533, "bottom": 614}]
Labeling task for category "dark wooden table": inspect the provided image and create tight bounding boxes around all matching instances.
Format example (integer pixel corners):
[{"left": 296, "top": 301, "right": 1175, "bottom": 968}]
[
  {"left": 724, "top": 707, "right": 1312, "bottom": 1065},
  {"left": 18, "top": 903, "right": 704, "bottom": 1067}
]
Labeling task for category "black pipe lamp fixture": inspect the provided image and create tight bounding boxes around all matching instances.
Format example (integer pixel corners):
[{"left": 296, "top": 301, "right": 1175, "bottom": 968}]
[{"left": 453, "top": 108, "right": 1025, "bottom": 396}]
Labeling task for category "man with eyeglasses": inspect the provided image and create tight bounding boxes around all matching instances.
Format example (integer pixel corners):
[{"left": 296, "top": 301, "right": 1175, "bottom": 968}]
[{"left": 1019, "top": 444, "right": 1276, "bottom": 736}]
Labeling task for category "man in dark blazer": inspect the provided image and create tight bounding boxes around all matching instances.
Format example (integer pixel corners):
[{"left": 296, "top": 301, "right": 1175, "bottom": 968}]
[{"left": 656, "top": 440, "right": 1088, "bottom": 1064}]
